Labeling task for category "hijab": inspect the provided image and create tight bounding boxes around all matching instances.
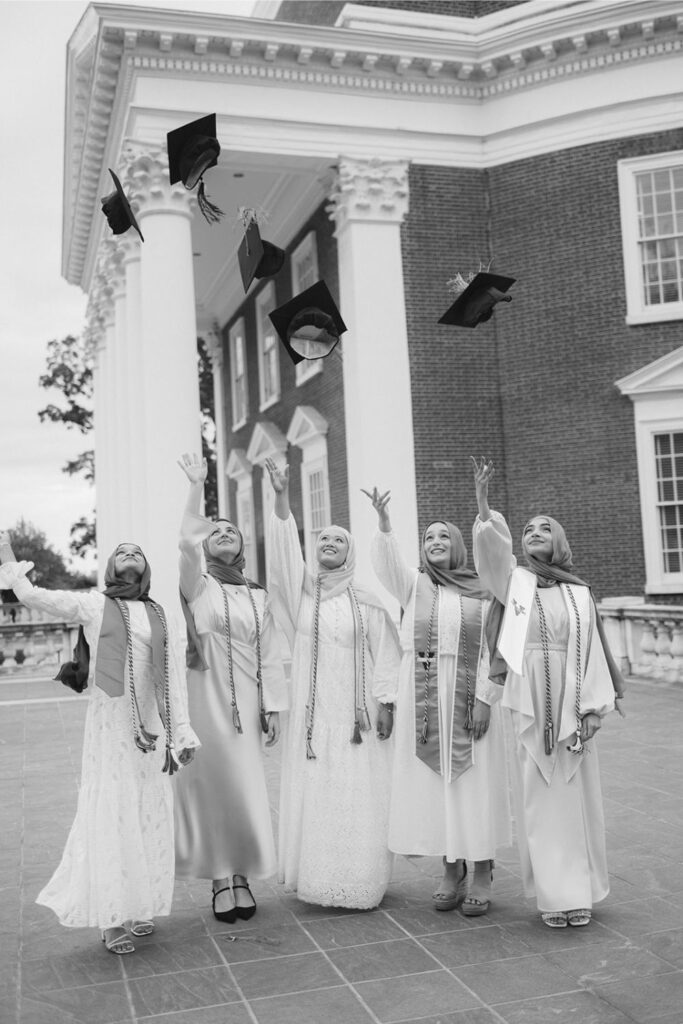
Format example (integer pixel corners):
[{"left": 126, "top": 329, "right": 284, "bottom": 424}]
[
  {"left": 103, "top": 544, "right": 152, "bottom": 599},
  {"left": 202, "top": 519, "right": 253, "bottom": 587}
]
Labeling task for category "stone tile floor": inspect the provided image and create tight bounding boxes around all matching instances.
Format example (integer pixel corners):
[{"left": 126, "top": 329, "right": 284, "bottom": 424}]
[{"left": 0, "top": 674, "right": 682, "bottom": 1024}]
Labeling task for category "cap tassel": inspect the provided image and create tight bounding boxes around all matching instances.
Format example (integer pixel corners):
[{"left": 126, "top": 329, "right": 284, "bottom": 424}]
[
  {"left": 232, "top": 705, "right": 243, "bottom": 734},
  {"left": 197, "top": 180, "right": 224, "bottom": 224},
  {"left": 163, "top": 743, "right": 181, "bottom": 775}
]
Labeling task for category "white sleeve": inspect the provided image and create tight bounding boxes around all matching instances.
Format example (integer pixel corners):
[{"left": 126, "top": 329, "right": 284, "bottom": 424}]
[
  {"left": 178, "top": 510, "right": 210, "bottom": 604},
  {"left": 370, "top": 530, "right": 415, "bottom": 607},
  {"left": 472, "top": 510, "right": 516, "bottom": 605},
  {"left": 366, "top": 605, "right": 402, "bottom": 704},
  {"left": 268, "top": 512, "right": 306, "bottom": 613},
  {"left": 12, "top": 575, "right": 103, "bottom": 625},
  {"left": 166, "top": 612, "right": 201, "bottom": 751}
]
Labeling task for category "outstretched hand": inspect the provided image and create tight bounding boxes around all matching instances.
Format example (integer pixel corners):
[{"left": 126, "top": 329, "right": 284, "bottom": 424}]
[
  {"left": 361, "top": 487, "right": 392, "bottom": 533},
  {"left": 470, "top": 455, "right": 494, "bottom": 521},
  {"left": 264, "top": 457, "right": 289, "bottom": 493},
  {"left": 178, "top": 452, "right": 208, "bottom": 485}
]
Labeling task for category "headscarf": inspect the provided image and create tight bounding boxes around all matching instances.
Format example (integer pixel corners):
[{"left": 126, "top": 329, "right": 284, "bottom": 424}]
[
  {"left": 202, "top": 519, "right": 253, "bottom": 587},
  {"left": 521, "top": 514, "right": 625, "bottom": 700},
  {"left": 420, "top": 520, "right": 494, "bottom": 600},
  {"left": 103, "top": 543, "right": 152, "bottom": 599},
  {"left": 303, "top": 525, "right": 384, "bottom": 607}
]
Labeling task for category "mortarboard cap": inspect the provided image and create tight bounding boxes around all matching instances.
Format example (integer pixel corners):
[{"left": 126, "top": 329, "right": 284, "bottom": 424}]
[
  {"left": 438, "top": 271, "right": 515, "bottom": 328},
  {"left": 269, "top": 280, "right": 346, "bottom": 365},
  {"left": 101, "top": 169, "right": 144, "bottom": 242},
  {"left": 166, "top": 114, "right": 223, "bottom": 223},
  {"left": 238, "top": 220, "right": 285, "bottom": 293}
]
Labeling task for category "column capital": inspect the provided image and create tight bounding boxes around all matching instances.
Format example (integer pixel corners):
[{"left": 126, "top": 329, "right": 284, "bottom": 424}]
[
  {"left": 200, "top": 325, "right": 224, "bottom": 371},
  {"left": 327, "top": 156, "right": 409, "bottom": 232},
  {"left": 119, "top": 140, "right": 196, "bottom": 220}
]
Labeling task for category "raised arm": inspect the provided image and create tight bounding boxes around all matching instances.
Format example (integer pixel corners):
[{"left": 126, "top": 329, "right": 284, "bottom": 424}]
[
  {"left": 363, "top": 487, "right": 414, "bottom": 606},
  {"left": 470, "top": 456, "right": 516, "bottom": 603},
  {"left": 177, "top": 453, "right": 209, "bottom": 602},
  {"left": 264, "top": 457, "right": 290, "bottom": 520}
]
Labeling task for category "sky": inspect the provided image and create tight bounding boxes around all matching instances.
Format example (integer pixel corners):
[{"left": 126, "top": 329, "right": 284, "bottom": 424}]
[{"left": 0, "top": 0, "right": 258, "bottom": 572}]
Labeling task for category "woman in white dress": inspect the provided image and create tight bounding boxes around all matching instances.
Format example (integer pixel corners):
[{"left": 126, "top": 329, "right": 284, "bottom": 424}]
[
  {"left": 364, "top": 487, "right": 510, "bottom": 916},
  {"left": 265, "top": 458, "right": 401, "bottom": 909},
  {"left": 471, "top": 457, "right": 624, "bottom": 928},
  {"left": 174, "top": 454, "right": 287, "bottom": 923},
  {"left": 0, "top": 533, "right": 199, "bottom": 954}
]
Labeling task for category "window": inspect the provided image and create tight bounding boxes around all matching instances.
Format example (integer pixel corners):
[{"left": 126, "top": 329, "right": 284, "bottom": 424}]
[
  {"left": 291, "top": 231, "right": 323, "bottom": 384},
  {"left": 618, "top": 152, "right": 683, "bottom": 324},
  {"left": 229, "top": 319, "right": 248, "bottom": 429},
  {"left": 304, "top": 459, "right": 331, "bottom": 562},
  {"left": 237, "top": 489, "right": 257, "bottom": 580},
  {"left": 655, "top": 431, "right": 683, "bottom": 575},
  {"left": 256, "top": 284, "right": 280, "bottom": 410}
]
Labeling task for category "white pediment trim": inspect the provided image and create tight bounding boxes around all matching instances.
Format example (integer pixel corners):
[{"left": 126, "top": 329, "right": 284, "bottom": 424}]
[
  {"left": 225, "top": 448, "right": 252, "bottom": 479},
  {"left": 616, "top": 345, "right": 683, "bottom": 399},
  {"left": 245, "top": 420, "right": 288, "bottom": 464},
  {"left": 286, "top": 406, "right": 329, "bottom": 448}
]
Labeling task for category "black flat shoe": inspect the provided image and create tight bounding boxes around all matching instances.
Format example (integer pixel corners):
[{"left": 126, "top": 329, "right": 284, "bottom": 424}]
[
  {"left": 232, "top": 877, "right": 256, "bottom": 921},
  {"left": 212, "top": 885, "right": 237, "bottom": 923}
]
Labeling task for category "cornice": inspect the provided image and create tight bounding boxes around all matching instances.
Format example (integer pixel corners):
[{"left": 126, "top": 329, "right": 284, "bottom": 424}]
[{"left": 64, "top": 1, "right": 683, "bottom": 290}]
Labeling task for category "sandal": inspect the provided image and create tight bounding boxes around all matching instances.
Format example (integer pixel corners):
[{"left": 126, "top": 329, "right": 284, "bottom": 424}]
[
  {"left": 232, "top": 875, "right": 256, "bottom": 921},
  {"left": 567, "top": 908, "right": 592, "bottom": 927},
  {"left": 130, "top": 920, "right": 155, "bottom": 937},
  {"left": 541, "top": 912, "right": 568, "bottom": 928},
  {"left": 101, "top": 928, "right": 135, "bottom": 955},
  {"left": 461, "top": 859, "right": 494, "bottom": 918},
  {"left": 212, "top": 885, "right": 237, "bottom": 924},
  {"left": 432, "top": 859, "right": 468, "bottom": 912}
]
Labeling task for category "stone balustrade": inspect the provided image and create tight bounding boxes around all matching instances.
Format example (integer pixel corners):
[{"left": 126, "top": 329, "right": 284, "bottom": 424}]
[
  {"left": 0, "top": 603, "right": 77, "bottom": 671},
  {"left": 598, "top": 601, "right": 683, "bottom": 686}
]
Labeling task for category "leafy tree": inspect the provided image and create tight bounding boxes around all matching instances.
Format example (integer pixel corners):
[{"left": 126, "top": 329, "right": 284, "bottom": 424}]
[
  {"left": 198, "top": 340, "right": 218, "bottom": 518},
  {"left": 1, "top": 519, "right": 95, "bottom": 603}
]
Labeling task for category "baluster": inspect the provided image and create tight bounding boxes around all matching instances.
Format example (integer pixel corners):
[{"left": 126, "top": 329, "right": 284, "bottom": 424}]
[
  {"left": 636, "top": 618, "right": 656, "bottom": 677},
  {"left": 653, "top": 620, "right": 673, "bottom": 681},
  {"left": 669, "top": 621, "right": 683, "bottom": 685}
]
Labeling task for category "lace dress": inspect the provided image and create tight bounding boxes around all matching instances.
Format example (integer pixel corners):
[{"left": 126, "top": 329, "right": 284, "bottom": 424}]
[
  {"left": 10, "top": 570, "right": 199, "bottom": 930},
  {"left": 270, "top": 514, "right": 401, "bottom": 909}
]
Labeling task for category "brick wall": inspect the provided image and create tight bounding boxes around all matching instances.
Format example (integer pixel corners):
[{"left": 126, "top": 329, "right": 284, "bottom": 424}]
[
  {"left": 275, "top": 0, "right": 525, "bottom": 25},
  {"left": 401, "top": 129, "right": 683, "bottom": 599},
  {"left": 220, "top": 202, "right": 349, "bottom": 578}
]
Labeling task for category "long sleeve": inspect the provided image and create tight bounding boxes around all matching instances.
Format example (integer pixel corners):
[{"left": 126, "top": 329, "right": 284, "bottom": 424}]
[
  {"left": 11, "top": 571, "right": 102, "bottom": 625},
  {"left": 179, "top": 510, "right": 212, "bottom": 604},
  {"left": 366, "top": 606, "right": 402, "bottom": 704},
  {"left": 260, "top": 603, "right": 289, "bottom": 712},
  {"left": 474, "top": 604, "right": 503, "bottom": 706},
  {"left": 370, "top": 530, "right": 415, "bottom": 608},
  {"left": 267, "top": 512, "right": 306, "bottom": 648},
  {"left": 165, "top": 613, "right": 200, "bottom": 751},
  {"left": 472, "top": 510, "right": 516, "bottom": 604}
]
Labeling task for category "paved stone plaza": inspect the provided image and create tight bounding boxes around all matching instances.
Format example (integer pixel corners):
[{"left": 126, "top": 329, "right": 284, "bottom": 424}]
[{"left": 1, "top": 673, "right": 682, "bottom": 1024}]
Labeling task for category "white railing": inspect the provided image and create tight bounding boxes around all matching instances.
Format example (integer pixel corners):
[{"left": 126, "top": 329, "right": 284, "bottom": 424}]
[
  {"left": 599, "top": 600, "right": 683, "bottom": 685},
  {"left": 0, "top": 603, "right": 77, "bottom": 671}
]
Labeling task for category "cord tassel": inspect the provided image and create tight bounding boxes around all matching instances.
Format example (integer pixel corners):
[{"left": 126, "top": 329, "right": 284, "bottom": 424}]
[
  {"left": 544, "top": 721, "right": 554, "bottom": 756},
  {"left": 420, "top": 716, "right": 429, "bottom": 744},
  {"left": 135, "top": 725, "right": 158, "bottom": 753},
  {"left": 260, "top": 712, "right": 270, "bottom": 734},
  {"left": 163, "top": 743, "right": 181, "bottom": 775},
  {"left": 232, "top": 704, "right": 243, "bottom": 734},
  {"left": 197, "top": 180, "right": 224, "bottom": 224},
  {"left": 358, "top": 707, "right": 372, "bottom": 732},
  {"left": 351, "top": 720, "right": 363, "bottom": 744},
  {"left": 305, "top": 732, "right": 316, "bottom": 760},
  {"left": 464, "top": 696, "right": 474, "bottom": 732}
]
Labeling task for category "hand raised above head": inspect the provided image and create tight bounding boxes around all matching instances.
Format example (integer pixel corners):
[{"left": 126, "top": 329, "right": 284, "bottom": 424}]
[
  {"left": 470, "top": 455, "right": 495, "bottom": 485},
  {"left": 264, "top": 457, "right": 289, "bottom": 493},
  {"left": 361, "top": 487, "right": 391, "bottom": 514},
  {"left": 177, "top": 452, "right": 208, "bottom": 484}
]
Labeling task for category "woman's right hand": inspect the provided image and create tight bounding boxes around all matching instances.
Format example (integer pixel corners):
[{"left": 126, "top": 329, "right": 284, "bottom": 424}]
[
  {"left": 178, "top": 452, "right": 208, "bottom": 485},
  {"left": 265, "top": 457, "right": 289, "bottom": 493},
  {"left": 361, "top": 486, "right": 392, "bottom": 532},
  {"left": 470, "top": 455, "right": 494, "bottom": 521}
]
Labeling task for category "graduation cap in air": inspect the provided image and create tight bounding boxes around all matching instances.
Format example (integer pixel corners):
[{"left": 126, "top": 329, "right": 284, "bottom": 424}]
[
  {"left": 438, "top": 271, "right": 515, "bottom": 328},
  {"left": 269, "top": 280, "right": 346, "bottom": 364},
  {"left": 101, "top": 169, "right": 144, "bottom": 242},
  {"left": 238, "top": 216, "right": 286, "bottom": 293},
  {"left": 166, "top": 113, "right": 224, "bottom": 224}
]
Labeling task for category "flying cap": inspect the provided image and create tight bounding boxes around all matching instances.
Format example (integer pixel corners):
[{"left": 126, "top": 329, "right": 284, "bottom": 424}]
[
  {"left": 438, "top": 271, "right": 515, "bottom": 328},
  {"left": 269, "top": 280, "right": 346, "bottom": 365},
  {"left": 238, "top": 220, "right": 286, "bottom": 293},
  {"left": 100, "top": 169, "right": 144, "bottom": 242},
  {"left": 166, "top": 114, "right": 223, "bottom": 223}
]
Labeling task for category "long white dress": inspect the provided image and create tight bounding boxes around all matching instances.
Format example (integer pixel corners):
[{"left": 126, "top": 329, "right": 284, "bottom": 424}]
[
  {"left": 270, "top": 514, "right": 402, "bottom": 909},
  {"left": 9, "top": 568, "right": 199, "bottom": 930},
  {"left": 473, "top": 511, "right": 615, "bottom": 913},
  {"left": 371, "top": 530, "right": 510, "bottom": 862},
  {"left": 173, "top": 513, "right": 288, "bottom": 881}
]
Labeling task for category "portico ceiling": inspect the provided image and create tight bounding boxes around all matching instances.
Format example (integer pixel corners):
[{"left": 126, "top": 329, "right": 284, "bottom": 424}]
[{"left": 64, "top": 0, "right": 683, "bottom": 324}]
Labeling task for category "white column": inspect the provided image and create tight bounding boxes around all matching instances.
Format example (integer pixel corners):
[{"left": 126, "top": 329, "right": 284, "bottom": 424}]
[
  {"left": 201, "top": 327, "right": 228, "bottom": 517},
  {"left": 120, "top": 232, "right": 147, "bottom": 540},
  {"left": 327, "top": 157, "right": 418, "bottom": 609},
  {"left": 125, "top": 148, "right": 203, "bottom": 623}
]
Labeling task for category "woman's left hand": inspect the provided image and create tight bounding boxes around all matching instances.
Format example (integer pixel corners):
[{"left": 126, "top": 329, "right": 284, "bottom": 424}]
[
  {"left": 580, "top": 712, "right": 601, "bottom": 742},
  {"left": 376, "top": 704, "right": 394, "bottom": 741},
  {"left": 265, "top": 711, "right": 280, "bottom": 747},
  {"left": 178, "top": 747, "right": 195, "bottom": 765},
  {"left": 470, "top": 698, "right": 491, "bottom": 741}
]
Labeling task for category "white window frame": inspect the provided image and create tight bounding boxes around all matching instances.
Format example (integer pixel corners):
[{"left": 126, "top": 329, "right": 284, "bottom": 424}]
[
  {"left": 225, "top": 449, "right": 256, "bottom": 580},
  {"left": 256, "top": 283, "right": 280, "bottom": 411},
  {"left": 228, "top": 318, "right": 249, "bottom": 430},
  {"left": 291, "top": 231, "right": 323, "bottom": 385},
  {"left": 617, "top": 151, "right": 683, "bottom": 326},
  {"left": 286, "top": 406, "right": 331, "bottom": 565},
  {"left": 245, "top": 421, "right": 288, "bottom": 586}
]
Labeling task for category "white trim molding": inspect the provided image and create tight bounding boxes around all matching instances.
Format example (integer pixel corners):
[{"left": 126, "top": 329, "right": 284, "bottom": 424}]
[
  {"left": 617, "top": 346, "right": 683, "bottom": 594},
  {"left": 287, "top": 406, "right": 331, "bottom": 566}
]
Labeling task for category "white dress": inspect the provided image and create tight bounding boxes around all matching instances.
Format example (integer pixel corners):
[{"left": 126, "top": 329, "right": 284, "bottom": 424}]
[
  {"left": 270, "top": 514, "right": 402, "bottom": 909},
  {"left": 10, "top": 569, "right": 199, "bottom": 930},
  {"left": 371, "top": 530, "right": 511, "bottom": 862},
  {"left": 473, "top": 511, "right": 615, "bottom": 912},
  {"left": 174, "top": 514, "right": 288, "bottom": 881}
]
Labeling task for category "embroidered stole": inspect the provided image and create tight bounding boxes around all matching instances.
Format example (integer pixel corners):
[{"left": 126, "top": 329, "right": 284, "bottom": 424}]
[
  {"left": 94, "top": 596, "right": 167, "bottom": 720},
  {"left": 413, "top": 575, "right": 483, "bottom": 780},
  {"left": 498, "top": 567, "right": 537, "bottom": 674}
]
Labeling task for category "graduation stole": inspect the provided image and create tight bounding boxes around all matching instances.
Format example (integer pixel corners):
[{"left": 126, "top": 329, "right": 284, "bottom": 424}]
[{"left": 413, "top": 574, "right": 483, "bottom": 779}]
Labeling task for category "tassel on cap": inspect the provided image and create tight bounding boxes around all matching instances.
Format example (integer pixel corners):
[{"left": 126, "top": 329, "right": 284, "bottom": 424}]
[{"left": 197, "top": 180, "right": 224, "bottom": 224}]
